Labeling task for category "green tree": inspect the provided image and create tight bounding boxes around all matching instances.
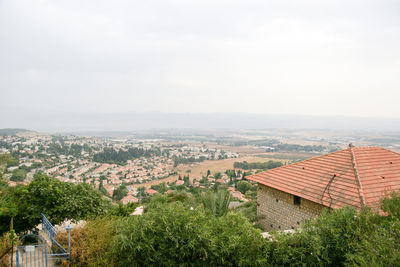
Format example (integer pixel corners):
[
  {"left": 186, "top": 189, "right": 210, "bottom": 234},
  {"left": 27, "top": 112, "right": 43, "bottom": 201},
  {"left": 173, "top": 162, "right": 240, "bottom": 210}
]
[
  {"left": 0, "top": 187, "right": 19, "bottom": 232},
  {"left": 201, "top": 190, "right": 231, "bottom": 217},
  {"left": 151, "top": 183, "right": 168, "bottom": 194},
  {"left": 214, "top": 172, "right": 222, "bottom": 179},
  {"left": 0, "top": 174, "right": 110, "bottom": 234},
  {"left": 0, "top": 154, "right": 18, "bottom": 168},
  {"left": 10, "top": 169, "right": 26, "bottom": 182},
  {"left": 112, "top": 185, "right": 128, "bottom": 201},
  {"left": 113, "top": 201, "right": 268, "bottom": 266},
  {"left": 236, "top": 180, "right": 253, "bottom": 194},
  {"left": 98, "top": 180, "right": 108, "bottom": 196},
  {"left": 233, "top": 160, "right": 283, "bottom": 170}
]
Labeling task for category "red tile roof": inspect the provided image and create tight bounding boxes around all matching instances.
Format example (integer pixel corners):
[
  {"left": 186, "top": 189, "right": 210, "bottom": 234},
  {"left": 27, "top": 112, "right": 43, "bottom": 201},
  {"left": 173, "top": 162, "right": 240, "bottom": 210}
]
[
  {"left": 248, "top": 146, "right": 400, "bottom": 210},
  {"left": 176, "top": 180, "right": 185, "bottom": 185},
  {"left": 145, "top": 188, "right": 158, "bottom": 195},
  {"left": 121, "top": 195, "right": 139, "bottom": 205}
]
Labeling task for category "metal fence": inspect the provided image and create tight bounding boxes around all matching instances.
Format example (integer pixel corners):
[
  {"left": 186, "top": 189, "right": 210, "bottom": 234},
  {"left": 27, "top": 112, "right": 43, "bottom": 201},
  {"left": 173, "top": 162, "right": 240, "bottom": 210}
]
[
  {"left": 41, "top": 213, "right": 71, "bottom": 260},
  {"left": 16, "top": 234, "right": 48, "bottom": 267},
  {"left": 14, "top": 214, "right": 72, "bottom": 266}
]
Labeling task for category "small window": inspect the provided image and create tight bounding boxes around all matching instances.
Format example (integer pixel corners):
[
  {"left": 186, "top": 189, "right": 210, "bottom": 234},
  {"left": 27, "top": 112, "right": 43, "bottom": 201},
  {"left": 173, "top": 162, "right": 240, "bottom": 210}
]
[{"left": 294, "top": 195, "right": 301, "bottom": 206}]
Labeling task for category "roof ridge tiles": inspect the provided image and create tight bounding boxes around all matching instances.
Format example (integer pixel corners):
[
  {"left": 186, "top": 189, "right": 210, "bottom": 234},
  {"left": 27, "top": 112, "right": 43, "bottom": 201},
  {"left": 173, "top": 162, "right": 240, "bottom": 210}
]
[{"left": 349, "top": 146, "right": 366, "bottom": 208}]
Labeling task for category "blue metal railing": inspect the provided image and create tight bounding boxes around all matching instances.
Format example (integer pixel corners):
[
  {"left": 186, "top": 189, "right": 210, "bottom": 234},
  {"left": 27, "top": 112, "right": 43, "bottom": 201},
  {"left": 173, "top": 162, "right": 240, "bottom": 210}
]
[
  {"left": 41, "top": 214, "right": 70, "bottom": 259},
  {"left": 41, "top": 213, "right": 57, "bottom": 241}
]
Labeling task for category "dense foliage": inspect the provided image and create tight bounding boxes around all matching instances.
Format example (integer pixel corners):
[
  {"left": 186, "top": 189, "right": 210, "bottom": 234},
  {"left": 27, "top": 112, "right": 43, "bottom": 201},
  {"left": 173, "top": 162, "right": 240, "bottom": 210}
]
[
  {"left": 57, "top": 192, "right": 400, "bottom": 266},
  {"left": 61, "top": 201, "right": 268, "bottom": 266},
  {"left": 115, "top": 203, "right": 268, "bottom": 266},
  {"left": 233, "top": 160, "right": 283, "bottom": 170},
  {"left": 0, "top": 154, "right": 18, "bottom": 168},
  {"left": 47, "top": 143, "right": 92, "bottom": 158},
  {"left": 93, "top": 147, "right": 157, "bottom": 165},
  {"left": 10, "top": 168, "right": 27, "bottom": 182},
  {"left": 268, "top": 206, "right": 400, "bottom": 266},
  {"left": 57, "top": 217, "right": 117, "bottom": 267},
  {"left": 0, "top": 231, "right": 16, "bottom": 265},
  {"left": 112, "top": 185, "right": 128, "bottom": 201},
  {"left": 200, "top": 190, "right": 231, "bottom": 217},
  {"left": 236, "top": 180, "right": 253, "bottom": 194},
  {"left": 172, "top": 155, "right": 206, "bottom": 167},
  {"left": 0, "top": 174, "right": 110, "bottom": 234}
]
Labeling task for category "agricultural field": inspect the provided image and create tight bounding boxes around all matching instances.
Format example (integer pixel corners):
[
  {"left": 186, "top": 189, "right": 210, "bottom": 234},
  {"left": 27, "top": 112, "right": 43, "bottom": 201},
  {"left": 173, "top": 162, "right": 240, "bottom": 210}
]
[{"left": 135, "top": 155, "right": 292, "bottom": 188}]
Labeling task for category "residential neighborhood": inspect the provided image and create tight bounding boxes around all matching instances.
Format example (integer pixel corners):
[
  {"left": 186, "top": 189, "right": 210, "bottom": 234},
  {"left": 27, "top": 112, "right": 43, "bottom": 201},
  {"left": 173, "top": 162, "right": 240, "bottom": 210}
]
[{"left": 0, "top": 131, "right": 245, "bottom": 203}]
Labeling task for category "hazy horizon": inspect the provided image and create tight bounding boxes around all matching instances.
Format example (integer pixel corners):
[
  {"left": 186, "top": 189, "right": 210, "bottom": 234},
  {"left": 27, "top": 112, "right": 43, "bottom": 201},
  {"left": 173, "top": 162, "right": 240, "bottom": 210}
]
[{"left": 2, "top": 111, "right": 400, "bottom": 133}]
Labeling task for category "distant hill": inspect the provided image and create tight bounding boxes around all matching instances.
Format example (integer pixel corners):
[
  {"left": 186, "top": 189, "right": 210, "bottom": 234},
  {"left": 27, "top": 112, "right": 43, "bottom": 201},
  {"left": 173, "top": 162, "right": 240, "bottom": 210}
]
[
  {"left": 0, "top": 128, "right": 31, "bottom": 136},
  {"left": 1, "top": 111, "right": 400, "bottom": 132}
]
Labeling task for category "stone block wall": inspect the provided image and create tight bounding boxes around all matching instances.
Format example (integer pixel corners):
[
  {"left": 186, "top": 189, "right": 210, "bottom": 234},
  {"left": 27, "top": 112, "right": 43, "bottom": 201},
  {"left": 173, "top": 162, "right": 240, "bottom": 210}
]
[{"left": 257, "top": 184, "right": 327, "bottom": 231}]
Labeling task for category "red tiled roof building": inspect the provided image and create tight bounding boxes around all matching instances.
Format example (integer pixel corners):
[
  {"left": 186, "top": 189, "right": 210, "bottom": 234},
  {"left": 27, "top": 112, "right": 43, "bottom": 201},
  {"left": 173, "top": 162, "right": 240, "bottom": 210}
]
[{"left": 248, "top": 145, "right": 400, "bottom": 230}]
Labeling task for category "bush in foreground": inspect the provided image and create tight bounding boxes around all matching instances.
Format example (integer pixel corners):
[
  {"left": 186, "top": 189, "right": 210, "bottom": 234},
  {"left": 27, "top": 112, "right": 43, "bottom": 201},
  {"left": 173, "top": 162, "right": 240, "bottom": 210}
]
[
  {"left": 114, "top": 202, "right": 268, "bottom": 266},
  {"left": 60, "top": 192, "right": 400, "bottom": 266},
  {"left": 57, "top": 217, "right": 116, "bottom": 267},
  {"left": 0, "top": 174, "right": 111, "bottom": 234}
]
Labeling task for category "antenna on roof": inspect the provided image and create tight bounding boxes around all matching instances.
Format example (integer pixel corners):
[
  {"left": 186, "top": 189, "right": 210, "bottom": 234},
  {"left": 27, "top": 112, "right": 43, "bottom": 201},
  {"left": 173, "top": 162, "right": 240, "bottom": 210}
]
[{"left": 321, "top": 174, "right": 336, "bottom": 209}]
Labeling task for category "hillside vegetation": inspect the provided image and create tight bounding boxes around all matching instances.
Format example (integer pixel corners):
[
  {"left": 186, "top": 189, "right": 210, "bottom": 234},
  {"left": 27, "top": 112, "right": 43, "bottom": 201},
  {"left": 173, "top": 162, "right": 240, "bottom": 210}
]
[
  {"left": 233, "top": 160, "right": 283, "bottom": 170},
  {"left": 1, "top": 168, "right": 400, "bottom": 266},
  {"left": 56, "top": 191, "right": 400, "bottom": 266}
]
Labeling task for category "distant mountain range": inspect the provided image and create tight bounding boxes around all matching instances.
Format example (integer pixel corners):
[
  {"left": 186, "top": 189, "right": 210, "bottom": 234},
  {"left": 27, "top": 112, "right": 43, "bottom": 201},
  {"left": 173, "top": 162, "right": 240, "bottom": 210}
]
[
  {"left": 0, "top": 128, "right": 32, "bottom": 136},
  {"left": 1, "top": 111, "right": 400, "bottom": 132}
]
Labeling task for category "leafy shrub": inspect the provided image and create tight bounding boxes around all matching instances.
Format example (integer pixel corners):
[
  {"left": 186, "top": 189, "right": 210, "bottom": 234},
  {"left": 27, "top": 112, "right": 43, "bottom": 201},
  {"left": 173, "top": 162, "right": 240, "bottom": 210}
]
[
  {"left": 200, "top": 190, "right": 231, "bottom": 217},
  {"left": 346, "top": 218, "right": 400, "bottom": 266},
  {"left": 113, "top": 202, "right": 268, "bottom": 266},
  {"left": 206, "top": 212, "right": 270, "bottom": 266},
  {"left": 109, "top": 203, "right": 138, "bottom": 217},
  {"left": 270, "top": 205, "right": 400, "bottom": 266},
  {"left": 10, "top": 169, "right": 26, "bottom": 182},
  {"left": 236, "top": 181, "right": 253, "bottom": 194},
  {"left": 0, "top": 174, "right": 111, "bottom": 234},
  {"left": 381, "top": 191, "right": 400, "bottom": 219},
  {"left": 0, "top": 231, "right": 16, "bottom": 266},
  {"left": 51, "top": 191, "right": 400, "bottom": 266},
  {"left": 234, "top": 200, "right": 266, "bottom": 230},
  {"left": 57, "top": 217, "right": 117, "bottom": 267},
  {"left": 114, "top": 203, "right": 211, "bottom": 266}
]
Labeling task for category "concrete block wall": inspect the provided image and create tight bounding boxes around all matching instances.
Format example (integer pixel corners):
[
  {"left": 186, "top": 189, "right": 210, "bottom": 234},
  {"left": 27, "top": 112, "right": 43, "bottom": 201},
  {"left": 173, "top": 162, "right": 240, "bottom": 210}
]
[{"left": 257, "top": 184, "right": 326, "bottom": 231}]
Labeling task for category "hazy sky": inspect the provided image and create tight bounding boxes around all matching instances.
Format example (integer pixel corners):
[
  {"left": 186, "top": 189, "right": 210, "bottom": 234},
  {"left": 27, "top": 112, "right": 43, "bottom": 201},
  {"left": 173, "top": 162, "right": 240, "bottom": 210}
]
[{"left": 1, "top": 0, "right": 400, "bottom": 118}]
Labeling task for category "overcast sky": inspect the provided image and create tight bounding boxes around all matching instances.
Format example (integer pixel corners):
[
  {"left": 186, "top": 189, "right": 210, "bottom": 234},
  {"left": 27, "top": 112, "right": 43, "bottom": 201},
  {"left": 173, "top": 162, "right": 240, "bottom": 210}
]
[{"left": 1, "top": 0, "right": 400, "bottom": 118}]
